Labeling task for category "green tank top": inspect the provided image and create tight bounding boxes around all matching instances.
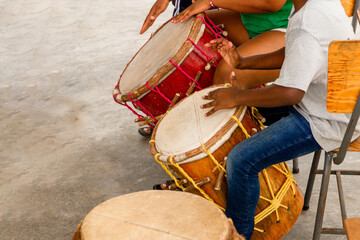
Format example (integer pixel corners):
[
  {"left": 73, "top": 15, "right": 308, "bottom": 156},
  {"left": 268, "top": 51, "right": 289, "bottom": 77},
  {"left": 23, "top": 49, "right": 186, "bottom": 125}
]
[{"left": 240, "top": 0, "right": 293, "bottom": 38}]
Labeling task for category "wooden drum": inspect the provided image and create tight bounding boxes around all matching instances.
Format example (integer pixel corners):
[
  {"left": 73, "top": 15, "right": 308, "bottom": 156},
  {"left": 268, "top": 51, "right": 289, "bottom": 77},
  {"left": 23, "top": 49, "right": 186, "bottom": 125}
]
[
  {"left": 150, "top": 85, "right": 304, "bottom": 240},
  {"left": 71, "top": 190, "right": 244, "bottom": 240},
  {"left": 113, "top": 13, "right": 223, "bottom": 128}
]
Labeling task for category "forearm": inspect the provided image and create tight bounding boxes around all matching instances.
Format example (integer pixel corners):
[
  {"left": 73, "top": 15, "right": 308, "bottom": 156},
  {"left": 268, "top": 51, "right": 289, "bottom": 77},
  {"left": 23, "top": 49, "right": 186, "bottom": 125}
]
[
  {"left": 211, "top": 0, "right": 286, "bottom": 13},
  {"left": 235, "top": 84, "right": 304, "bottom": 107},
  {"left": 237, "top": 47, "right": 285, "bottom": 70}
]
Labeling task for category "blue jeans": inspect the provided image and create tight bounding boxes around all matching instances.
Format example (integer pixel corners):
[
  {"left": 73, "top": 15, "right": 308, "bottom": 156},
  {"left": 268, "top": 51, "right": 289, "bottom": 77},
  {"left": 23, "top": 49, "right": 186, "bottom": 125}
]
[{"left": 225, "top": 107, "right": 321, "bottom": 240}]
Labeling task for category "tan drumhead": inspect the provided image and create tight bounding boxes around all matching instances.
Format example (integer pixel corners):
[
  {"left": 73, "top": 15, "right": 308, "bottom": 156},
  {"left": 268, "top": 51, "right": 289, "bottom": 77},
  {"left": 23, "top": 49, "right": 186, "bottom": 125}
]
[
  {"left": 154, "top": 85, "right": 245, "bottom": 163},
  {"left": 119, "top": 16, "right": 204, "bottom": 95},
  {"left": 80, "top": 190, "right": 233, "bottom": 240}
]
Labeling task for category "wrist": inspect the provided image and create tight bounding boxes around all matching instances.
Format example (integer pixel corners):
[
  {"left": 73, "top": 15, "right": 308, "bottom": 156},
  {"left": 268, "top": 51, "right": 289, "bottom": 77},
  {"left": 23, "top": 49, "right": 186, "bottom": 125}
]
[
  {"left": 234, "top": 88, "right": 244, "bottom": 105},
  {"left": 235, "top": 58, "right": 245, "bottom": 69},
  {"left": 233, "top": 48, "right": 245, "bottom": 69}
]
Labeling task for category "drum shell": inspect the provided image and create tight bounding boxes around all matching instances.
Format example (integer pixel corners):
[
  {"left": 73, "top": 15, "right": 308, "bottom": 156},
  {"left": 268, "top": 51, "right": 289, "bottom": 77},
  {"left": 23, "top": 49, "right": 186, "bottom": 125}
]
[
  {"left": 166, "top": 109, "right": 261, "bottom": 208},
  {"left": 152, "top": 108, "right": 304, "bottom": 240},
  {"left": 169, "top": 152, "right": 304, "bottom": 240},
  {"left": 251, "top": 164, "right": 304, "bottom": 240},
  {"left": 136, "top": 30, "right": 220, "bottom": 117},
  {"left": 114, "top": 14, "right": 223, "bottom": 119}
]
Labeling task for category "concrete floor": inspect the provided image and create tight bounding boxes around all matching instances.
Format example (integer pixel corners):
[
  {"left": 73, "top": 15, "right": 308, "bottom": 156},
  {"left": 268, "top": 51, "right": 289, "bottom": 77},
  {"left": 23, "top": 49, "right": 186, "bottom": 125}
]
[{"left": 0, "top": 1, "right": 359, "bottom": 239}]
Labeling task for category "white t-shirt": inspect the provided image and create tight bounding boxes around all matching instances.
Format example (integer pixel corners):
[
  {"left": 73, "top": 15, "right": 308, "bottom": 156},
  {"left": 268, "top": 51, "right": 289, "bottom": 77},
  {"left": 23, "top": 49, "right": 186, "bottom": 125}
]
[{"left": 274, "top": 0, "right": 358, "bottom": 151}]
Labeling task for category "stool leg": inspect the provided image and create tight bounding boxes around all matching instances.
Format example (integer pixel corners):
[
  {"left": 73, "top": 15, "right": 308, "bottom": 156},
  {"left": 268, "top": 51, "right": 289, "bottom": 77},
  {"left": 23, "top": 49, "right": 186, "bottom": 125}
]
[
  {"left": 313, "top": 151, "right": 333, "bottom": 240},
  {"left": 293, "top": 158, "right": 300, "bottom": 174},
  {"left": 303, "top": 150, "right": 322, "bottom": 210}
]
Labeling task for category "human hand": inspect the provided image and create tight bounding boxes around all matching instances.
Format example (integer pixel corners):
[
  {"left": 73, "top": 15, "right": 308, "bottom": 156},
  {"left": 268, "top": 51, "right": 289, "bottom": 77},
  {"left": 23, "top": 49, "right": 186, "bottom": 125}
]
[
  {"left": 205, "top": 39, "right": 243, "bottom": 69},
  {"left": 201, "top": 72, "right": 242, "bottom": 117},
  {"left": 171, "top": 0, "right": 211, "bottom": 23},
  {"left": 140, "top": 0, "right": 170, "bottom": 34}
]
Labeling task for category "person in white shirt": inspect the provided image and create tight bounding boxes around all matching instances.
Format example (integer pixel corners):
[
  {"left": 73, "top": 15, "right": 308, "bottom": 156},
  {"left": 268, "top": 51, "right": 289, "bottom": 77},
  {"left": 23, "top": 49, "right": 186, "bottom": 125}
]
[{"left": 203, "top": 0, "right": 358, "bottom": 239}]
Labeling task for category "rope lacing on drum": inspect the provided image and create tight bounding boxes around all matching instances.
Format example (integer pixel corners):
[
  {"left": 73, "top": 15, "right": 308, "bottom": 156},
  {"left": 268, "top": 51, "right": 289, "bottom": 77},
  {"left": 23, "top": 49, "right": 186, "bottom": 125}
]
[
  {"left": 254, "top": 162, "right": 297, "bottom": 233},
  {"left": 113, "top": 85, "right": 155, "bottom": 129},
  {"left": 153, "top": 151, "right": 225, "bottom": 211},
  {"left": 204, "top": 13, "right": 228, "bottom": 40},
  {"left": 145, "top": 81, "right": 174, "bottom": 106},
  {"left": 168, "top": 155, "right": 226, "bottom": 212},
  {"left": 231, "top": 116, "right": 251, "bottom": 139},
  {"left": 154, "top": 153, "right": 185, "bottom": 191},
  {"left": 272, "top": 164, "right": 297, "bottom": 196},
  {"left": 196, "top": 15, "right": 223, "bottom": 39},
  {"left": 127, "top": 92, "right": 157, "bottom": 124},
  {"left": 186, "top": 38, "right": 217, "bottom": 67},
  {"left": 201, "top": 144, "right": 226, "bottom": 175},
  {"left": 169, "top": 60, "right": 202, "bottom": 90},
  {"left": 251, "top": 107, "right": 266, "bottom": 130}
]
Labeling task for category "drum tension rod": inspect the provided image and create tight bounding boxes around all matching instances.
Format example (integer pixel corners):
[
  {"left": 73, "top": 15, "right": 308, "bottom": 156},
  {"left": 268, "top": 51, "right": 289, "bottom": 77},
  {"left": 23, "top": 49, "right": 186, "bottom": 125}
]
[
  {"left": 137, "top": 115, "right": 163, "bottom": 127},
  {"left": 183, "top": 177, "right": 211, "bottom": 192},
  {"left": 186, "top": 71, "right": 203, "bottom": 96},
  {"left": 205, "top": 60, "right": 215, "bottom": 71},
  {"left": 167, "top": 93, "right": 181, "bottom": 111},
  {"left": 215, "top": 157, "right": 227, "bottom": 191},
  {"left": 167, "top": 179, "right": 188, "bottom": 190},
  {"left": 213, "top": 24, "right": 228, "bottom": 37},
  {"left": 134, "top": 116, "right": 151, "bottom": 123},
  {"left": 253, "top": 110, "right": 266, "bottom": 123}
]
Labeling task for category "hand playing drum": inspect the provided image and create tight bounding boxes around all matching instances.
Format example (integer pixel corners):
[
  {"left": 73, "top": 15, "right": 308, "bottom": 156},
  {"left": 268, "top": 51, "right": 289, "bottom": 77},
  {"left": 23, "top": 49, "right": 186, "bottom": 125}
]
[
  {"left": 140, "top": 0, "right": 194, "bottom": 34},
  {"left": 140, "top": 0, "right": 171, "bottom": 34}
]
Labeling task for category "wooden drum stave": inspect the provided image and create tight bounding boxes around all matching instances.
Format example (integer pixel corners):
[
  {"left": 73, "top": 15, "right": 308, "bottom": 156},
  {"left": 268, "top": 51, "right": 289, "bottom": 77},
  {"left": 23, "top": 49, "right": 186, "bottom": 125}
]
[{"left": 150, "top": 85, "right": 304, "bottom": 240}]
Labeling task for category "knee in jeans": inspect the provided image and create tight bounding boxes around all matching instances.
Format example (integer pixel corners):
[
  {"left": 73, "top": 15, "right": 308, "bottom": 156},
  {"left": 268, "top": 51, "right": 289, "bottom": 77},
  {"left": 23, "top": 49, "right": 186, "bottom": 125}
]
[{"left": 227, "top": 149, "right": 256, "bottom": 179}]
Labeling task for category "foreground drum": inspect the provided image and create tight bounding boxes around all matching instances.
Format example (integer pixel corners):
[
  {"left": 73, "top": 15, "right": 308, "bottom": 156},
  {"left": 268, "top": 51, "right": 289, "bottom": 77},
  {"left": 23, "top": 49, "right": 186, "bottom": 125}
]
[
  {"left": 150, "top": 85, "right": 304, "bottom": 240},
  {"left": 71, "top": 190, "right": 243, "bottom": 240},
  {"left": 113, "top": 13, "right": 223, "bottom": 127}
]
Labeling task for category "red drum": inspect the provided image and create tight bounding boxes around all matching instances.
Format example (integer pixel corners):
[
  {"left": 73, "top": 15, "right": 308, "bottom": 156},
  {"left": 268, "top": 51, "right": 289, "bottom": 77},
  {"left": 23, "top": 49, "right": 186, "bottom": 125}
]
[{"left": 113, "top": 13, "right": 223, "bottom": 127}]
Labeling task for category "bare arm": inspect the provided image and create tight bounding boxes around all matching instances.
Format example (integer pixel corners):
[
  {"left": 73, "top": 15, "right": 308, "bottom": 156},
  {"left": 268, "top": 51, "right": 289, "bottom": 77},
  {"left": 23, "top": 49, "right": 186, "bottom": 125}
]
[
  {"left": 172, "top": 0, "right": 287, "bottom": 23},
  {"left": 140, "top": 0, "right": 171, "bottom": 34},
  {"left": 239, "top": 47, "right": 285, "bottom": 69},
  {"left": 211, "top": 0, "right": 287, "bottom": 13},
  {"left": 205, "top": 39, "right": 285, "bottom": 70},
  {"left": 201, "top": 73, "right": 304, "bottom": 116}
]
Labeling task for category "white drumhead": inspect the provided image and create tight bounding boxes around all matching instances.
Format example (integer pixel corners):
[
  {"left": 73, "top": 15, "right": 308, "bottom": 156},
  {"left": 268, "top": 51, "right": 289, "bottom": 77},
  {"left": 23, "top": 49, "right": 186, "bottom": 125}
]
[
  {"left": 119, "top": 16, "right": 203, "bottom": 95},
  {"left": 155, "top": 86, "right": 245, "bottom": 163},
  {"left": 80, "top": 191, "right": 232, "bottom": 240}
]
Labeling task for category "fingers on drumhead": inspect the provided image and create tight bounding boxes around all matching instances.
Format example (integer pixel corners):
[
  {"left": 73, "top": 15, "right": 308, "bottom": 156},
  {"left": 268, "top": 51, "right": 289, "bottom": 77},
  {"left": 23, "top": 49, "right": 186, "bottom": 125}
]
[
  {"left": 205, "top": 107, "right": 218, "bottom": 117},
  {"left": 202, "top": 90, "right": 215, "bottom": 100},
  {"left": 201, "top": 100, "right": 216, "bottom": 109}
]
